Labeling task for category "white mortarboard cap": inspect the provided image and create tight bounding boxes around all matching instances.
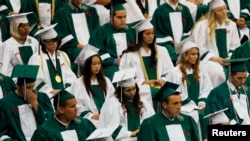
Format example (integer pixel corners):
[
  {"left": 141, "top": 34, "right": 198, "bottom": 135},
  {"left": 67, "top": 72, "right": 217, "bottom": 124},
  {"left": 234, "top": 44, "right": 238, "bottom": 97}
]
[
  {"left": 175, "top": 36, "right": 198, "bottom": 55},
  {"left": 86, "top": 126, "right": 117, "bottom": 140},
  {"left": 74, "top": 44, "right": 100, "bottom": 65},
  {"left": 34, "top": 23, "right": 58, "bottom": 40},
  {"left": 112, "top": 67, "right": 136, "bottom": 87},
  {"left": 7, "top": 12, "right": 33, "bottom": 23},
  {"left": 209, "top": 0, "right": 225, "bottom": 10},
  {"left": 132, "top": 18, "right": 154, "bottom": 44}
]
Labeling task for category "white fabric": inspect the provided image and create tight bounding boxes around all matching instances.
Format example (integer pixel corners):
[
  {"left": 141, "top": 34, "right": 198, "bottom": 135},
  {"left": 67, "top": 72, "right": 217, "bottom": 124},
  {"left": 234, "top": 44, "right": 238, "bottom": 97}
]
[
  {"left": 120, "top": 45, "right": 174, "bottom": 106},
  {"left": 10, "top": 0, "right": 21, "bottom": 13},
  {"left": 71, "top": 13, "right": 90, "bottom": 45},
  {"left": 231, "top": 94, "right": 250, "bottom": 124},
  {"left": 0, "top": 87, "right": 3, "bottom": 99},
  {"left": 123, "top": 0, "right": 144, "bottom": 24},
  {"left": 211, "top": 111, "right": 230, "bottom": 124},
  {"left": 98, "top": 97, "right": 155, "bottom": 141},
  {"left": 61, "top": 130, "right": 78, "bottom": 141},
  {"left": 92, "top": 4, "right": 110, "bottom": 26},
  {"left": 180, "top": 1, "right": 197, "bottom": 22},
  {"left": 39, "top": 3, "right": 52, "bottom": 27},
  {"left": 113, "top": 33, "right": 127, "bottom": 58},
  {"left": 68, "top": 76, "right": 115, "bottom": 127},
  {"left": 0, "top": 5, "right": 8, "bottom": 12},
  {"left": 18, "top": 104, "right": 37, "bottom": 141},
  {"left": 227, "top": 0, "right": 240, "bottom": 19},
  {"left": 169, "top": 12, "right": 183, "bottom": 43},
  {"left": 166, "top": 124, "right": 185, "bottom": 141},
  {"left": 0, "top": 36, "right": 39, "bottom": 76},
  {"left": 28, "top": 50, "right": 77, "bottom": 99}
]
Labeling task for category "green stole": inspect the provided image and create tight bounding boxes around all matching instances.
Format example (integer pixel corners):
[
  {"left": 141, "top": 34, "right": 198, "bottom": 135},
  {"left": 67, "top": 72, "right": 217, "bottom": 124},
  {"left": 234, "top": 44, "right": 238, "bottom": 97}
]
[
  {"left": 215, "top": 29, "right": 227, "bottom": 58},
  {"left": 187, "top": 74, "right": 200, "bottom": 104},
  {"left": 47, "top": 59, "right": 64, "bottom": 89},
  {"left": 91, "top": 85, "right": 105, "bottom": 113},
  {"left": 143, "top": 56, "right": 159, "bottom": 112},
  {"left": 127, "top": 102, "right": 140, "bottom": 131},
  {"left": 18, "top": 46, "right": 33, "bottom": 64}
]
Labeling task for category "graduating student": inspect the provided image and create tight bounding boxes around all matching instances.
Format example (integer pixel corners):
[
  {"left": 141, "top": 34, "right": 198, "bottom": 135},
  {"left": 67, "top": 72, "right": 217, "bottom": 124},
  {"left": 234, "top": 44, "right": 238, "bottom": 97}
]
[
  {"left": 138, "top": 81, "right": 200, "bottom": 141},
  {"left": 98, "top": 68, "right": 155, "bottom": 141},
  {"left": 28, "top": 23, "right": 77, "bottom": 98},
  {"left": 167, "top": 36, "right": 212, "bottom": 140},
  {"left": 69, "top": 44, "right": 115, "bottom": 127},
  {"left": 0, "top": 64, "right": 54, "bottom": 141},
  {"left": 205, "top": 58, "right": 250, "bottom": 125},
  {"left": 151, "top": 0, "right": 194, "bottom": 65},
  {"left": 224, "top": 0, "right": 250, "bottom": 44},
  {"left": 31, "top": 90, "right": 96, "bottom": 141},
  {"left": 0, "top": 12, "right": 39, "bottom": 76},
  {"left": 120, "top": 18, "right": 174, "bottom": 111},
  {"left": 88, "top": 0, "right": 136, "bottom": 81},
  {"left": 53, "top": 0, "right": 100, "bottom": 74},
  {"left": 192, "top": 0, "right": 241, "bottom": 87}
]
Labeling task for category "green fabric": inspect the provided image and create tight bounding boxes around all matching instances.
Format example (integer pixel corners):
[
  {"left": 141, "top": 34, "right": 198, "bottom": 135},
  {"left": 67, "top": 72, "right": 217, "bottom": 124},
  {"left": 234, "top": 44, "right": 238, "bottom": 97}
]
[
  {"left": 46, "top": 59, "right": 64, "bottom": 89},
  {"left": 195, "top": 4, "right": 209, "bottom": 22},
  {"left": 18, "top": 46, "right": 33, "bottom": 64},
  {"left": 0, "top": 91, "right": 54, "bottom": 140},
  {"left": 31, "top": 116, "right": 96, "bottom": 141},
  {"left": 187, "top": 74, "right": 200, "bottom": 104},
  {"left": 150, "top": 86, "right": 160, "bottom": 112},
  {"left": 58, "top": 90, "right": 75, "bottom": 105},
  {"left": 151, "top": 3, "right": 194, "bottom": 61},
  {"left": 91, "top": 85, "right": 105, "bottom": 113},
  {"left": 0, "top": 73, "right": 16, "bottom": 96},
  {"left": 11, "top": 64, "right": 39, "bottom": 81},
  {"left": 215, "top": 29, "right": 228, "bottom": 58},
  {"left": 127, "top": 102, "right": 140, "bottom": 131},
  {"left": 143, "top": 57, "right": 157, "bottom": 80},
  {"left": 138, "top": 112, "right": 200, "bottom": 141},
  {"left": 112, "top": 125, "right": 123, "bottom": 139},
  {"left": 205, "top": 82, "right": 247, "bottom": 124},
  {"left": 88, "top": 22, "right": 136, "bottom": 80}
]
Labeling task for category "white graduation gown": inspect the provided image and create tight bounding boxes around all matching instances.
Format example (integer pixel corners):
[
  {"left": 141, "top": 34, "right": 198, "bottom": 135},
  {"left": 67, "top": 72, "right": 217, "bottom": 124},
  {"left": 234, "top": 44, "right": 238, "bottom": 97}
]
[
  {"left": 0, "top": 36, "right": 39, "bottom": 76},
  {"left": 119, "top": 45, "right": 174, "bottom": 105},
  {"left": 98, "top": 96, "right": 155, "bottom": 141},
  {"left": 69, "top": 75, "right": 115, "bottom": 127},
  {"left": 28, "top": 50, "right": 77, "bottom": 98}
]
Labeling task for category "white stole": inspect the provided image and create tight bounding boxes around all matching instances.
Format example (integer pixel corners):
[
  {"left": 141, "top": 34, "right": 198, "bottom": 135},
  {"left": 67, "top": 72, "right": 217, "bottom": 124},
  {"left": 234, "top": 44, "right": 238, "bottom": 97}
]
[
  {"left": 165, "top": 124, "right": 185, "bottom": 141},
  {"left": 10, "top": 0, "right": 21, "bottom": 12},
  {"left": 231, "top": 94, "right": 250, "bottom": 124},
  {"left": 39, "top": 3, "right": 52, "bottom": 27},
  {"left": 61, "top": 130, "right": 78, "bottom": 141},
  {"left": 71, "top": 13, "right": 90, "bottom": 45},
  {"left": 169, "top": 12, "right": 183, "bottom": 43},
  {"left": 113, "top": 33, "right": 127, "bottom": 58}
]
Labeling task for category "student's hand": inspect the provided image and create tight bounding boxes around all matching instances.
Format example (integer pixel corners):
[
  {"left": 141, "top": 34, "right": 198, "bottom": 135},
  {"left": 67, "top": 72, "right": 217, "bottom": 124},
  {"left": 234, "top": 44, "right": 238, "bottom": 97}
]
[
  {"left": 198, "top": 104, "right": 205, "bottom": 111},
  {"left": 91, "top": 114, "right": 100, "bottom": 120},
  {"left": 210, "top": 56, "right": 228, "bottom": 66},
  {"left": 131, "top": 128, "right": 140, "bottom": 137},
  {"left": 155, "top": 79, "right": 165, "bottom": 86},
  {"left": 50, "top": 89, "right": 61, "bottom": 95},
  {"left": 95, "top": 0, "right": 111, "bottom": 5},
  {"left": 26, "top": 89, "right": 38, "bottom": 111},
  {"left": 236, "top": 18, "right": 247, "bottom": 28},
  {"left": 77, "top": 43, "right": 85, "bottom": 49}
]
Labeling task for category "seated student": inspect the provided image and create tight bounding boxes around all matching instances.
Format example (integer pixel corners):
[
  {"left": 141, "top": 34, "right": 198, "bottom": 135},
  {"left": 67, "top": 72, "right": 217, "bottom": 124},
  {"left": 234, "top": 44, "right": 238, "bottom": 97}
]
[
  {"left": 138, "top": 81, "right": 200, "bottom": 141},
  {"left": 0, "top": 73, "right": 17, "bottom": 98},
  {"left": 98, "top": 68, "right": 155, "bottom": 141},
  {"left": 205, "top": 58, "right": 250, "bottom": 125},
  {"left": 69, "top": 44, "right": 115, "bottom": 127},
  {"left": 31, "top": 90, "right": 96, "bottom": 141},
  {"left": 28, "top": 24, "right": 77, "bottom": 98},
  {"left": 0, "top": 64, "right": 54, "bottom": 141}
]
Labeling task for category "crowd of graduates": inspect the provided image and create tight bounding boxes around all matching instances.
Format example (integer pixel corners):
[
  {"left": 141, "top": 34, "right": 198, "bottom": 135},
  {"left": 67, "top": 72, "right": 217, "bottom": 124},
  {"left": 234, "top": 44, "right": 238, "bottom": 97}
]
[{"left": 0, "top": 0, "right": 250, "bottom": 140}]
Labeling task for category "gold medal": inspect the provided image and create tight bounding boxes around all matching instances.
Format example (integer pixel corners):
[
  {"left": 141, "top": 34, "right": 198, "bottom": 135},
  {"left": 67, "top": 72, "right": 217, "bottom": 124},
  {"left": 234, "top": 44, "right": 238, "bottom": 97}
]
[{"left": 55, "top": 75, "right": 62, "bottom": 83}]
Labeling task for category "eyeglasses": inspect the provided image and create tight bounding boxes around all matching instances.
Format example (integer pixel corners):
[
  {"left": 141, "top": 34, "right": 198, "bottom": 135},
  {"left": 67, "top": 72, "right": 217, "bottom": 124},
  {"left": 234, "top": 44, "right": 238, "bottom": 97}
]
[{"left": 43, "top": 39, "right": 58, "bottom": 45}]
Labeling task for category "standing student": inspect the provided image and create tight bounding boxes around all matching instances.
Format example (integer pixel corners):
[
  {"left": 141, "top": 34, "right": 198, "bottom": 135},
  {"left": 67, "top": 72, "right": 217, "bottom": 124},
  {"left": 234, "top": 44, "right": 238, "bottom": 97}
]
[
  {"left": 88, "top": 0, "right": 136, "bottom": 81},
  {"left": 98, "top": 68, "right": 155, "bottom": 141},
  {"left": 28, "top": 24, "right": 77, "bottom": 98},
  {"left": 120, "top": 18, "right": 174, "bottom": 111},
  {"left": 0, "top": 64, "right": 54, "bottom": 141},
  {"left": 205, "top": 58, "right": 250, "bottom": 125},
  {"left": 31, "top": 90, "right": 96, "bottom": 140},
  {"left": 69, "top": 44, "right": 115, "bottom": 127},
  {"left": 0, "top": 12, "right": 39, "bottom": 76},
  {"left": 138, "top": 81, "right": 200, "bottom": 141}
]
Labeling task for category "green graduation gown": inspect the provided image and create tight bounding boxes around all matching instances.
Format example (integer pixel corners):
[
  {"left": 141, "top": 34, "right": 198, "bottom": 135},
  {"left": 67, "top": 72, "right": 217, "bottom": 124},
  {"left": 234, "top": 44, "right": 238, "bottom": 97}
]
[
  {"left": 0, "top": 91, "right": 54, "bottom": 140},
  {"left": 31, "top": 116, "right": 96, "bottom": 141},
  {"left": 0, "top": 73, "right": 16, "bottom": 97},
  {"left": 138, "top": 112, "right": 200, "bottom": 141},
  {"left": 88, "top": 23, "right": 136, "bottom": 80}
]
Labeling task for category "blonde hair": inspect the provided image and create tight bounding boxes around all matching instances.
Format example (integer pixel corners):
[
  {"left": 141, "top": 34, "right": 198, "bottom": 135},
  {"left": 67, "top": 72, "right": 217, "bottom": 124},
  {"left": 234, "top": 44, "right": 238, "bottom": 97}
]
[
  {"left": 10, "top": 21, "right": 22, "bottom": 39},
  {"left": 178, "top": 48, "right": 200, "bottom": 85}
]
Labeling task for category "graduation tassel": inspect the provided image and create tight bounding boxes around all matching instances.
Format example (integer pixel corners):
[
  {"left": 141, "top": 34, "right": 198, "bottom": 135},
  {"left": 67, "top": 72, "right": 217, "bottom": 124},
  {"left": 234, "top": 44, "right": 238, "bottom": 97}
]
[{"left": 24, "top": 79, "right": 27, "bottom": 101}]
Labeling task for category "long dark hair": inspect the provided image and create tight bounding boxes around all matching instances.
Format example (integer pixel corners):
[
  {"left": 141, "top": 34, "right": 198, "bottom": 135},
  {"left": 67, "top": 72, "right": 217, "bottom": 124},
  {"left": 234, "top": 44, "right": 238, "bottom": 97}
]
[
  {"left": 115, "top": 84, "right": 144, "bottom": 116},
  {"left": 122, "top": 30, "right": 157, "bottom": 68},
  {"left": 82, "top": 54, "right": 107, "bottom": 96}
]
